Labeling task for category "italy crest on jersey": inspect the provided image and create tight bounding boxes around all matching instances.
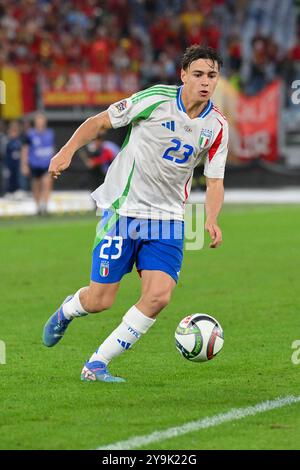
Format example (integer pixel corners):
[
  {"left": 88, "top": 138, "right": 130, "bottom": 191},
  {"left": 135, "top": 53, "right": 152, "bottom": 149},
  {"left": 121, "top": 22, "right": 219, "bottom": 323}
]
[
  {"left": 100, "top": 261, "right": 110, "bottom": 277},
  {"left": 199, "top": 128, "right": 213, "bottom": 149}
]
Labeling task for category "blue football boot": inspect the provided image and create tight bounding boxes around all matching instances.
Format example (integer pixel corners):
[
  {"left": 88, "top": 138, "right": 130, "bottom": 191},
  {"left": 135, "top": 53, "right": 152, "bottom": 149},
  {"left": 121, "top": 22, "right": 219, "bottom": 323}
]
[
  {"left": 43, "top": 295, "right": 74, "bottom": 347},
  {"left": 81, "top": 360, "right": 126, "bottom": 383}
]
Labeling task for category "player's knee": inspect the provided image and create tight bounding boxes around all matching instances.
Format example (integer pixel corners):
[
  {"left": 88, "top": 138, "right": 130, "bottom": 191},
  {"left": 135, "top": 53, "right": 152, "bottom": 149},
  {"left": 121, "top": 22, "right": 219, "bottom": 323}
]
[
  {"left": 85, "top": 293, "right": 115, "bottom": 313},
  {"left": 146, "top": 290, "right": 172, "bottom": 313},
  {"left": 99, "top": 295, "right": 115, "bottom": 311}
]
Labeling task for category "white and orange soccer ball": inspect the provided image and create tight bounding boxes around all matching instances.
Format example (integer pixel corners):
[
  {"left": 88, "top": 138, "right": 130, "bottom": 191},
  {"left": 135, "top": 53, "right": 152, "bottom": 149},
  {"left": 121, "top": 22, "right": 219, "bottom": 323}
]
[{"left": 175, "top": 314, "right": 224, "bottom": 362}]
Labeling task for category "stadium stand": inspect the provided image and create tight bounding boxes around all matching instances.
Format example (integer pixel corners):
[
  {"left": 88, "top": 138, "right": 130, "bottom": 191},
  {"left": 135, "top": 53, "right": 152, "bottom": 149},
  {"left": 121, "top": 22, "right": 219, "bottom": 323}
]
[
  {"left": 0, "top": 0, "right": 299, "bottom": 93},
  {"left": 0, "top": 0, "right": 300, "bottom": 205}
]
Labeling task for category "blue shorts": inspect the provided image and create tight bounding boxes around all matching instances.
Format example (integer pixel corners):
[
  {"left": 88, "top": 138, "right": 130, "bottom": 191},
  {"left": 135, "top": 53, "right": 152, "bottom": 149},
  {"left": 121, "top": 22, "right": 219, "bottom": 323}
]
[
  {"left": 30, "top": 166, "right": 49, "bottom": 178},
  {"left": 91, "top": 210, "right": 184, "bottom": 284}
]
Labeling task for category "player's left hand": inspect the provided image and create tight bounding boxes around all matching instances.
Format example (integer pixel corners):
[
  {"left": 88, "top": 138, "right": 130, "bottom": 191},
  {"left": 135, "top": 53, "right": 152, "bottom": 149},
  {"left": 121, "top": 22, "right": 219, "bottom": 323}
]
[{"left": 205, "top": 222, "right": 222, "bottom": 248}]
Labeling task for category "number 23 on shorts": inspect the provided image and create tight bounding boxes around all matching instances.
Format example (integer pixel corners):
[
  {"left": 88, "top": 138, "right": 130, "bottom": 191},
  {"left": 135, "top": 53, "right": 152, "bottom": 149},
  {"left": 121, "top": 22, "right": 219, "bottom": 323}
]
[{"left": 99, "top": 235, "right": 123, "bottom": 260}]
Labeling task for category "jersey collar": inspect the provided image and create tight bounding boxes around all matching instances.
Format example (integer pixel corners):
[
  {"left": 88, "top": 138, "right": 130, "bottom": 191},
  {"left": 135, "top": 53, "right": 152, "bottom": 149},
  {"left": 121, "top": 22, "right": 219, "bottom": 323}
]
[{"left": 176, "top": 85, "right": 213, "bottom": 118}]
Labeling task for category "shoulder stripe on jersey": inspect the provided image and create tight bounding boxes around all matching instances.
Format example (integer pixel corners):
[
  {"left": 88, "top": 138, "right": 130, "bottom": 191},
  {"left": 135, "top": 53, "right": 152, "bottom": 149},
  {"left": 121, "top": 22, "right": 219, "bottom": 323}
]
[
  {"left": 133, "top": 87, "right": 177, "bottom": 97},
  {"left": 132, "top": 92, "right": 177, "bottom": 104},
  {"left": 133, "top": 84, "right": 177, "bottom": 94},
  {"left": 132, "top": 90, "right": 177, "bottom": 102},
  {"left": 132, "top": 87, "right": 177, "bottom": 103},
  {"left": 131, "top": 99, "right": 170, "bottom": 122},
  {"left": 208, "top": 125, "right": 223, "bottom": 162}
]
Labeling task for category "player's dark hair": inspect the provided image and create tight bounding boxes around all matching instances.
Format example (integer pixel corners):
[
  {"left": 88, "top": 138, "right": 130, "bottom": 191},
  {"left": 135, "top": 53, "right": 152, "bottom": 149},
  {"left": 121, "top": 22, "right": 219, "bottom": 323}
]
[{"left": 181, "top": 45, "right": 223, "bottom": 70}]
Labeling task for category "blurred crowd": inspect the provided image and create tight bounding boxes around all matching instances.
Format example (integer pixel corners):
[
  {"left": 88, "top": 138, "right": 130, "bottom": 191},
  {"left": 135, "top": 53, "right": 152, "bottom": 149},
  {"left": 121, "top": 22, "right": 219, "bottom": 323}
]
[
  {"left": 0, "top": 114, "right": 119, "bottom": 206},
  {"left": 0, "top": 0, "right": 300, "bottom": 95},
  {"left": 1, "top": 0, "right": 300, "bottom": 203}
]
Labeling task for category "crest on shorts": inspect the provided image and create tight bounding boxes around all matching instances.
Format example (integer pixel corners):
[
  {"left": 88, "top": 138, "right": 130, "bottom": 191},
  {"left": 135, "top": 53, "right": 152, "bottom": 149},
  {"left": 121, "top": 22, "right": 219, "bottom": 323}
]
[
  {"left": 114, "top": 100, "right": 128, "bottom": 113},
  {"left": 199, "top": 128, "right": 213, "bottom": 148},
  {"left": 100, "top": 261, "right": 109, "bottom": 277}
]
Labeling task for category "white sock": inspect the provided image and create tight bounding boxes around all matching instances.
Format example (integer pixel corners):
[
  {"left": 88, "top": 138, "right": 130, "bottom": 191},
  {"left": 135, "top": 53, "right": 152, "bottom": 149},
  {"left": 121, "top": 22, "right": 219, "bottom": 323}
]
[
  {"left": 39, "top": 201, "right": 47, "bottom": 212},
  {"left": 89, "top": 305, "right": 155, "bottom": 364},
  {"left": 62, "top": 289, "right": 88, "bottom": 320}
]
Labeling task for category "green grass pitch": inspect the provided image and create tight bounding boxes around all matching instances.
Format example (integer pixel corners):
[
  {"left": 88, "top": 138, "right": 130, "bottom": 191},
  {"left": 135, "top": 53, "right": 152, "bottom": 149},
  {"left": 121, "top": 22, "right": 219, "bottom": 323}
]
[{"left": 0, "top": 205, "right": 300, "bottom": 450}]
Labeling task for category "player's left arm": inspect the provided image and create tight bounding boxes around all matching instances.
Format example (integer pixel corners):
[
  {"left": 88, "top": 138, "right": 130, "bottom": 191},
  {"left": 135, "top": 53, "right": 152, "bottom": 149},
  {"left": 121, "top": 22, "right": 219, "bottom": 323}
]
[
  {"left": 203, "top": 118, "right": 229, "bottom": 248},
  {"left": 205, "top": 177, "right": 224, "bottom": 248}
]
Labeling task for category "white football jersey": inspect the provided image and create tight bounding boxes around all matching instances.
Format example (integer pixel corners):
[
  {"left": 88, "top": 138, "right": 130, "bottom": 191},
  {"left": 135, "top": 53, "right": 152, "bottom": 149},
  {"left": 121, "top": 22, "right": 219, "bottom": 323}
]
[{"left": 91, "top": 84, "right": 228, "bottom": 221}]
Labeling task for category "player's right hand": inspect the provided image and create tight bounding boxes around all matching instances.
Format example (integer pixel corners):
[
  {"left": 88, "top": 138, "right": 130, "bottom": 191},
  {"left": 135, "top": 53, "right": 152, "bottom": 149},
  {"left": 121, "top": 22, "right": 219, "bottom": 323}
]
[{"left": 48, "top": 148, "right": 73, "bottom": 179}]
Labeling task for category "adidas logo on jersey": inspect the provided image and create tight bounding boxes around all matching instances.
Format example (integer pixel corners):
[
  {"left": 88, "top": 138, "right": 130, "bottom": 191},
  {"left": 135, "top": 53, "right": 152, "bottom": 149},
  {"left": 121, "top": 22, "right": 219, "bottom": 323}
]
[{"left": 162, "top": 121, "right": 175, "bottom": 131}]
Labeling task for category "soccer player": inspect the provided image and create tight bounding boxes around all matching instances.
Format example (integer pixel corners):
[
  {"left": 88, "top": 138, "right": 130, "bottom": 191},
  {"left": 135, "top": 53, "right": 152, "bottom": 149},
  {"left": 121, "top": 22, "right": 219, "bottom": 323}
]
[
  {"left": 43, "top": 45, "right": 228, "bottom": 383},
  {"left": 3, "top": 121, "right": 23, "bottom": 197}
]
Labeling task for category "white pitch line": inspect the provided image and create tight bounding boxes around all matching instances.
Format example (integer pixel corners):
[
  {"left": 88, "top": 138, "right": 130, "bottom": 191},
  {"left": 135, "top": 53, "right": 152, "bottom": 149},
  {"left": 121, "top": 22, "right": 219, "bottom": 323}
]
[{"left": 97, "top": 395, "right": 300, "bottom": 450}]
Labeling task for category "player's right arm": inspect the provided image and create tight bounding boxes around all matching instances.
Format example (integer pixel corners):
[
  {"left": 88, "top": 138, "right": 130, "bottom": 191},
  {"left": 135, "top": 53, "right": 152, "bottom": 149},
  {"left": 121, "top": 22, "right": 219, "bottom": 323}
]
[
  {"left": 50, "top": 85, "right": 177, "bottom": 178},
  {"left": 49, "top": 111, "right": 112, "bottom": 179}
]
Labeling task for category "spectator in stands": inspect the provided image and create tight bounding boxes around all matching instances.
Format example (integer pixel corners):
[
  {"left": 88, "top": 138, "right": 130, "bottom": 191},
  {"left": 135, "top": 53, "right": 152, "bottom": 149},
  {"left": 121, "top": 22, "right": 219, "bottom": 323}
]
[
  {"left": 79, "top": 130, "right": 120, "bottom": 190},
  {"left": 0, "top": 119, "right": 8, "bottom": 196},
  {"left": 0, "top": 0, "right": 298, "bottom": 102},
  {"left": 3, "top": 120, "right": 23, "bottom": 198},
  {"left": 21, "top": 112, "right": 55, "bottom": 215},
  {"left": 244, "top": 36, "right": 270, "bottom": 95}
]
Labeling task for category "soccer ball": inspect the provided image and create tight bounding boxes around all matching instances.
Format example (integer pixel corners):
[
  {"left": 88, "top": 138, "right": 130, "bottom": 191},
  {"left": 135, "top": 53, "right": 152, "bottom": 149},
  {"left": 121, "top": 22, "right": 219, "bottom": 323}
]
[{"left": 175, "top": 314, "right": 224, "bottom": 362}]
